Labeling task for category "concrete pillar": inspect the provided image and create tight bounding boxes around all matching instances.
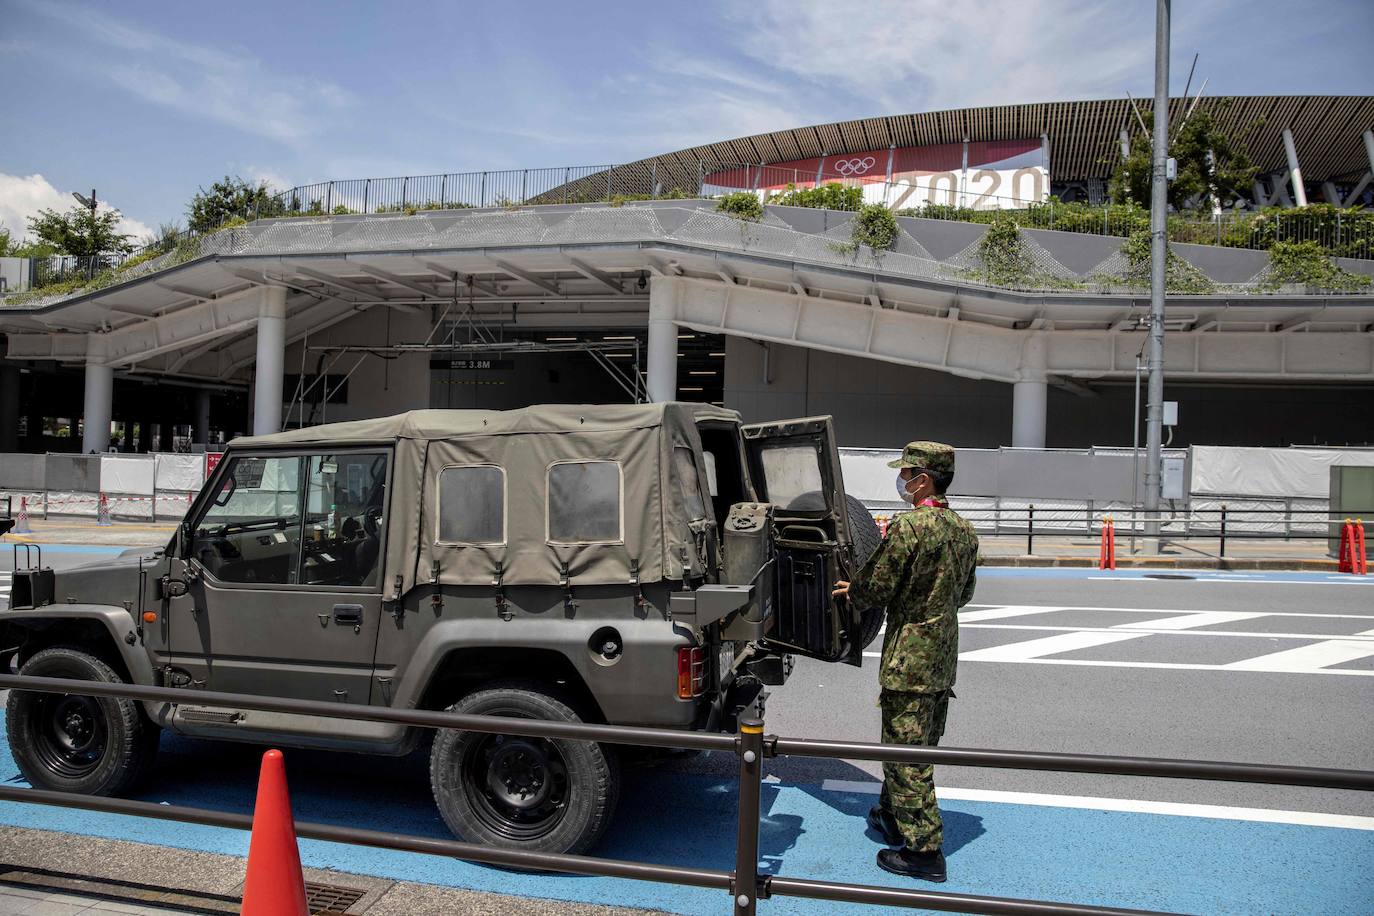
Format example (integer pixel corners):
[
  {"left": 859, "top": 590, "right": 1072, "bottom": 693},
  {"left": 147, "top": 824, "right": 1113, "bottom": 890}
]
[
  {"left": 195, "top": 389, "right": 211, "bottom": 444},
  {"left": 137, "top": 421, "right": 151, "bottom": 453},
  {"left": 81, "top": 359, "right": 114, "bottom": 453},
  {"left": 1364, "top": 130, "right": 1374, "bottom": 184},
  {"left": 1011, "top": 335, "right": 1048, "bottom": 449},
  {"left": 157, "top": 422, "right": 173, "bottom": 452},
  {"left": 646, "top": 279, "right": 677, "bottom": 402},
  {"left": 122, "top": 420, "right": 134, "bottom": 451},
  {"left": 252, "top": 286, "right": 287, "bottom": 434},
  {"left": 0, "top": 363, "right": 19, "bottom": 452},
  {"left": 1282, "top": 127, "right": 1308, "bottom": 207}
]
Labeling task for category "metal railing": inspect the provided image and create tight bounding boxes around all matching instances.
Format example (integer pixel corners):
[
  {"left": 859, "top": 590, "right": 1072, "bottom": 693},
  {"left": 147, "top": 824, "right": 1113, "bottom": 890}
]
[
  {"left": 942, "top": 506, "right": 1371, "bottom": 558},
  {"left": 0, "top": 672, "right": 1369, "bottom": 915}
]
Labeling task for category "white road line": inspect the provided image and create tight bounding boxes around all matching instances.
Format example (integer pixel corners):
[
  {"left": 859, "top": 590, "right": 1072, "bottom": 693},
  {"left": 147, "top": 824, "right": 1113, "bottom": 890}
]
[
  {"left": 1224, "top": 640, "right": 1374, "bottom": 673},
  {"left": 959, "top": 606, "right": 1065, "bottom": 622},
  {"left": 956, "top": 630, "right": 1146, "bottom": 662},
  {"left": 962, "top": 623, "right": 1374, "bottom": 642},
  {"left": 1112, "top": 611, "right": 1266, "bottom": 630},
  {"left": 966, "top": 604, "right": 1374, "bottom": 621},
  {"left": 813, "top": 780, "right": 1374, "bottom": 830}
]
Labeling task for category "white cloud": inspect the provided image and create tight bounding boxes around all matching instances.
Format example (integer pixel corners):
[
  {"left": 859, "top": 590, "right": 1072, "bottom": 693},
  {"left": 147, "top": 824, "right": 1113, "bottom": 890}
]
[
  {"left": 725, "top": 0, "right": 1155, "bottom": 112},
  {"left": 242, "top": 166, "right": 293, "bottom": 194},
  {"left": 0, "top": 173, "right": 153, "bottom": 248},
  {"left": 19, "top": 1, "right": 353, "bottom": 146}
]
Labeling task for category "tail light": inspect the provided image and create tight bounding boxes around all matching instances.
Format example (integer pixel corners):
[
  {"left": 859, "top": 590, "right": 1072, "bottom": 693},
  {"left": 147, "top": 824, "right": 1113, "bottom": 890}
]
[{"left": 677, "top": 646, "right": 706, "bottom": 699}]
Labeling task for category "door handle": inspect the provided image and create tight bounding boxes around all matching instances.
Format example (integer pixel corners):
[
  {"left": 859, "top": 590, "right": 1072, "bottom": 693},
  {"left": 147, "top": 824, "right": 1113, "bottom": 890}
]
[{"left": 333, "top": 604, "right": 363, "bottom": 633}]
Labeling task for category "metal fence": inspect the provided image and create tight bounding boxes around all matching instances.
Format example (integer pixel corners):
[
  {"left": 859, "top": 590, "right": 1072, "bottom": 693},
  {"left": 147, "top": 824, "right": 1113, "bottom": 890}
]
[{"left": 0, "top": 672, "right": 1370, "bottom": 915}]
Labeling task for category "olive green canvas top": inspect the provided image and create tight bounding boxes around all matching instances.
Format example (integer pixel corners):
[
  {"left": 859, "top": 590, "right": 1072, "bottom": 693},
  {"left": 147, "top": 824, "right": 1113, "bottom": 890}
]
[{"left": 230, "top": 404, "right": 737, "bottom": 593}]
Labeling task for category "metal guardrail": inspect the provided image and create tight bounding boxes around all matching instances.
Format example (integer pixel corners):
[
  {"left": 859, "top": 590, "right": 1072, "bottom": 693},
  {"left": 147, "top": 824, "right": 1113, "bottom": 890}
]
[
  {"left": 0, "top": 673, "right": 1369, "bottom": 915},
  {"left": 919, "top": 506, "right": 1373, "bottom": 555}
]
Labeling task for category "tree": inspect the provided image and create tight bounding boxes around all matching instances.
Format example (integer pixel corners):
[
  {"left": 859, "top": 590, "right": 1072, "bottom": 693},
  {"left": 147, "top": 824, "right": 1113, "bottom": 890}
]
[
  {"left": 187, "top": 176, "right": 283, "bottom": 233},
  {"left": 1109, "top": 108, "right": 1258, "bottom": 211},
  {"left": 0, "top": 225, "right": 13, "bottom": 257},
  {"left": 25, "top": 205, "right": 134, "bottom": 257}
]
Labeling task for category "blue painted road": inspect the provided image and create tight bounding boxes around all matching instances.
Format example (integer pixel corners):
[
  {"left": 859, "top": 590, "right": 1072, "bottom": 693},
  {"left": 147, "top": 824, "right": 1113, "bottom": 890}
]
[
  {"left": 0, "top": 722, "right": 1368, "bottom": 914},
  {"left": 978, "top": 566, "right": 1374, "bottom": 585}
]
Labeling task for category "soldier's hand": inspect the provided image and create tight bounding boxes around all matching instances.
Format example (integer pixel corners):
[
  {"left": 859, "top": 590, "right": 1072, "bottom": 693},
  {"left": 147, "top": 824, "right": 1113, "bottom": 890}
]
[{"left": 832, "top": 580, "right": 850, "bottom": 598}]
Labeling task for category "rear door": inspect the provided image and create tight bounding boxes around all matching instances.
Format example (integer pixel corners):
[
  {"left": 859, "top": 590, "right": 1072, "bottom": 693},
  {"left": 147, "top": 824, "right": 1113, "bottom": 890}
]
[{"left": 741, "top": 416, "right": 860, "bottom": 664}]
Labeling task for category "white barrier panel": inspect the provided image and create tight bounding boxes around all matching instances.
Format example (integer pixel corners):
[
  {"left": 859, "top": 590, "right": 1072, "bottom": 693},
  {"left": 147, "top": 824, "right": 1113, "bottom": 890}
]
[
  {"left": 1191, "top": 446, "right": 1374, "bottom": 499},
  {"left": 99, "top": 455, "right": 156, "bottom": 495},
  {"left": 155, "top": 453, "right": 205, "bottom": 491}
]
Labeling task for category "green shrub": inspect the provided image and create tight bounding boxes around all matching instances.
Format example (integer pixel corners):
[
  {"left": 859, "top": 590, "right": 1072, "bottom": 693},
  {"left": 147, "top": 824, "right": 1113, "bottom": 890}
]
[
  {"left": 973, "top": 215, "right": 1036, "bottom": 285},
  {"left": 768, "top": 183, "right": 864, "bottom": 211},
  {"left": 1261, "top": 240, "right": 1372, "bottom": 292},
  {"left": 716, "top": 192, "right": 763, "bottom": 220},
  {"left": 1120, "top": 230, "right": 1216, "bottom": 293},
  {"left": 851, "top": 203, "right": 898, "bottom": 251}
]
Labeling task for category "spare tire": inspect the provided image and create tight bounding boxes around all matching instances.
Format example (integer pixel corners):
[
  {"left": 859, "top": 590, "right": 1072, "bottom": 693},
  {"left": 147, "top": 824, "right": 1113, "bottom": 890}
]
[{"left": 844, "top": 494, "right": 886, "bottom": 650}]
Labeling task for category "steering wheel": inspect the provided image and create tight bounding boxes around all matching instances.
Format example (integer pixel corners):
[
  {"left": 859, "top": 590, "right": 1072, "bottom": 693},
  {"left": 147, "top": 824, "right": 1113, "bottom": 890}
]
[{"left": 363, "top": 506, "right": 383, "bottom": 538}]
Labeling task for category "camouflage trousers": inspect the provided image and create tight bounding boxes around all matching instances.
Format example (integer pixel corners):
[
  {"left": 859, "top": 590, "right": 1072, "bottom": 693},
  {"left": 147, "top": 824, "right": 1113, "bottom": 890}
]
[{"left": 878, "top": 689, "right": 951, "bottom": 852}]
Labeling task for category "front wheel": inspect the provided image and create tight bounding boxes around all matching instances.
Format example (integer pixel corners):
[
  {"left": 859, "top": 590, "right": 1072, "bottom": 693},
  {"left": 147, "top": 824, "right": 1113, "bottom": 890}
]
[
  {"left": 6, "top": 646, "right": 159, "bottom": 795},
  {"left": 429, "top": 683, "right": 619, "bottom": 856}
]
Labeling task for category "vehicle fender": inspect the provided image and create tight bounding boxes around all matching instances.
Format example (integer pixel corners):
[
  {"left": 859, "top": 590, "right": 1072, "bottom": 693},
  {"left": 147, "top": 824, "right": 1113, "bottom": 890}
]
[
  {"left": 388, "top": 615, "right": 695, "bottom": 727},
  {"left": 0, "top": 604, "right": 162, "bottom": 718}
]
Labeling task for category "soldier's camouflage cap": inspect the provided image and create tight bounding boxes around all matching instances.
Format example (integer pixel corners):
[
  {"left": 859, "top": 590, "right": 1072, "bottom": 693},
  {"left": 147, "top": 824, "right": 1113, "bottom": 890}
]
[{"left": 887, "top": 440, "right": 956, "bottom": 474}]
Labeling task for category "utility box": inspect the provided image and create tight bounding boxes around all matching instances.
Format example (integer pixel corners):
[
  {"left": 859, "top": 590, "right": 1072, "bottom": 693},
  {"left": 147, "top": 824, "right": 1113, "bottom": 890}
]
[{"left": 1328, "top": 466, "right": 1374, "bottom": 556}]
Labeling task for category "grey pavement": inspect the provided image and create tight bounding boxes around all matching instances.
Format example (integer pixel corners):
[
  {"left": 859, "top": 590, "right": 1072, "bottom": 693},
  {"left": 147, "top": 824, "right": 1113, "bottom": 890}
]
[{"left": 0, "top": 826, "right": 661, "bottom": 916}]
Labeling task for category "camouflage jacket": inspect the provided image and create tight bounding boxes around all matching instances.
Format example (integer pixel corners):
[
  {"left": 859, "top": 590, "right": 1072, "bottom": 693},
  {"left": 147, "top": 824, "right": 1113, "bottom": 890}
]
[{"left": 850, "top": 499, "right": 979, "bottom": 693}]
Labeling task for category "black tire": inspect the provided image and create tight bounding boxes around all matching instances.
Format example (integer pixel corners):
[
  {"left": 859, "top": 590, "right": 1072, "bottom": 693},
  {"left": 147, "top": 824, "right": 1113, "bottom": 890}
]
[
  {"left": 6, "top": 646, "right": 159, "bottom": 796},
  {"left": 429, "top": 682, "right": 620, "bottom": 856},
  {"left": 845, "top": 494, "right": 886, "bottom": 650}
]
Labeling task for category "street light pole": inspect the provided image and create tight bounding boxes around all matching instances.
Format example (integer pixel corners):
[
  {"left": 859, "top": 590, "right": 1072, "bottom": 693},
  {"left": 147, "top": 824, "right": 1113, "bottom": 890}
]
[{"left": 1143, "top": 0, "right": 1170, "bottom": 547}]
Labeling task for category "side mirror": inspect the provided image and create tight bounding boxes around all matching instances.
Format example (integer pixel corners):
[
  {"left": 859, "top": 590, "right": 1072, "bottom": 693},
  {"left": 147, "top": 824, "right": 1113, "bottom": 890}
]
[{"left": 213, "top": 474, "right": 236, "bottom": 507}]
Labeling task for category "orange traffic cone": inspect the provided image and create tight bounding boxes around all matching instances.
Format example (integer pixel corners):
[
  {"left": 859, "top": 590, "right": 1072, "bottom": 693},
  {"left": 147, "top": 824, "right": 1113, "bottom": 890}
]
[
  {"left": 1341, "top": 519, "right": 1368, "bottom": 575},
  {"left": 1338, "top": 519, "right": 1357, "bottom": 573},
  {"left": 1098, "top": 516, "right": 1117, "bottom": 570},
  {"left": 241, "top": 749, "right": 309, "bottom": 916}
]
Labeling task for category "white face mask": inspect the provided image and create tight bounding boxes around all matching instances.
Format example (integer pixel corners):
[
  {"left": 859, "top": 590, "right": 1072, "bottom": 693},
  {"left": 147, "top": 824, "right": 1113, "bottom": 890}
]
[{"left": 894, "top": 473, "right": 914, "bottom": 503}]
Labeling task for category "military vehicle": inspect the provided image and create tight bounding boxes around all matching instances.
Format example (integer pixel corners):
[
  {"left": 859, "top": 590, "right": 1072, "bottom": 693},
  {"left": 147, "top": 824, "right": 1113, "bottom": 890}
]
[{"left": 1, "top": 404, "right": 882, "bottom": 854}]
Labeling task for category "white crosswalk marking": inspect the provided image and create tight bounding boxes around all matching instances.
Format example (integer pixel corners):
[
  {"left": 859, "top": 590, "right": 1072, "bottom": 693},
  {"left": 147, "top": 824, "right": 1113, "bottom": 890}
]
[
  {"left": 1224, "top": 640, "right": 1374, "bottom": 673},
  {"left": 958, "top": 630, "right": 1146, "bottom": 662},
  {"left": 1111, "top": 611, "right": 1266, "bottom": 630},
  {"left": 959, "top": 605, "right": 1065, "bottom": 622}
]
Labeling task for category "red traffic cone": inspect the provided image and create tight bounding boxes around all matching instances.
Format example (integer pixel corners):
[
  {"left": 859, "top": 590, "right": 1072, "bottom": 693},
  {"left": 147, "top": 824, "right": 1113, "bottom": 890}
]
[
  {"left": 1338, "top": 520, "right": 1354, "bottom": 573},
  {"left": 241, "top": 749, "right": 309, "bottom": 916}
]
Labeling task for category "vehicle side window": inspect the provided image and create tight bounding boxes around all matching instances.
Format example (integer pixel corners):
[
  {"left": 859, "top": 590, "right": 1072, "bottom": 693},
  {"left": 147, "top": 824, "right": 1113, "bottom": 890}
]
[
  {"left": 547, "top": 460, "right": 622, "bottom": 544},
  {"left": 758, "top": 443, "right": 826, "bottom": 510},
  {"left": 673, "top": 447, "right": 708, "bottom": 522},
  {"left": 437, "top": 465, "right": 506, "bottom": 545},
  {"left": 301, "top": 452, "right": 388, "bottom": 587},
  {"left": 191, "top": 456, "right": 304, "bottom": 584},
  {"left": 701, "top": 452, "right": 719, "bottom": 497}
]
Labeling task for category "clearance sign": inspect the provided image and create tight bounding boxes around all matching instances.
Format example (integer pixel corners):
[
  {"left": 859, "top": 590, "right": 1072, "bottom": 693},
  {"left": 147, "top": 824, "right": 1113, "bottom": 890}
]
[{"left": 705, "top": 138, "right": 1048, "bottom": 210}]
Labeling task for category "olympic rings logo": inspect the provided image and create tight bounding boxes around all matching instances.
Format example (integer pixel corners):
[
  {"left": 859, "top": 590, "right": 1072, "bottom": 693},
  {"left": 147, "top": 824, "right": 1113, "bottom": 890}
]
[{"left": 833, "top": 156, "right": 877, "bottom": 176}]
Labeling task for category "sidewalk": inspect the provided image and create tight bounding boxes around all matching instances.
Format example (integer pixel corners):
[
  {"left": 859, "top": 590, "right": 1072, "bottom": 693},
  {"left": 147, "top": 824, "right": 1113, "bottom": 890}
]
[{"left": 0, "top": 826, "right": 660, "bottom": 916}]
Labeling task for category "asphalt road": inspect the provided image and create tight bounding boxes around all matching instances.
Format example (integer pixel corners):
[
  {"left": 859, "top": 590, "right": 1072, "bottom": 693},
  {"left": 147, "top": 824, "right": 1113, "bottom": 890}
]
[{"left": 762, "top": 568, "right": 1374, "bottom": 817}]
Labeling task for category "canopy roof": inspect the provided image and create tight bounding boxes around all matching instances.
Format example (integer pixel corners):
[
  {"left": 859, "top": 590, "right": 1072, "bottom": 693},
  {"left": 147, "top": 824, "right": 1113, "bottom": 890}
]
[{"left": 233, "top": 403, "right": 743, "bottom": 449}]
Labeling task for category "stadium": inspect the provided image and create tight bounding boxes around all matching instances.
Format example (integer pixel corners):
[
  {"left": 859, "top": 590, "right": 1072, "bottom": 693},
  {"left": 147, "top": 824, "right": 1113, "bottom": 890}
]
[{"left": 1, "top": 94, "right": 1372, "bottom": 455}]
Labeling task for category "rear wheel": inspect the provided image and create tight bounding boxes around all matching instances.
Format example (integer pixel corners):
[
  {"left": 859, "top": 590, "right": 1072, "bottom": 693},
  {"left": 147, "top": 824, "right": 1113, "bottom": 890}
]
[
  {"left": 845, "top": 494, "right": 886, "bottom": 650},
  {"left": 429, "top": 683, "right": 619, "bottom": 856},
  {"left": 6, "top": 646, "right": 159, "bottom": 795}
]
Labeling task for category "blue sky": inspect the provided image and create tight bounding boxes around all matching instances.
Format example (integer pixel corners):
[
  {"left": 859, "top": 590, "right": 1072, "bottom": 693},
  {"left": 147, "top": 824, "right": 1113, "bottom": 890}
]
[{"left": 2, "top": 0, "right": 1371, "bottom": 241}]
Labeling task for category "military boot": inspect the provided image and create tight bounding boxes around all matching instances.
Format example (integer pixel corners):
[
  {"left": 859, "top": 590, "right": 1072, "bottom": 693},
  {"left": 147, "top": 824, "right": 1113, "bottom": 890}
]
[
  {"left": 866, "top": 805, "right": 903, "bottom": 846},
  {"left": 876, "top": 847, "right": 947, "bottom": 883}
]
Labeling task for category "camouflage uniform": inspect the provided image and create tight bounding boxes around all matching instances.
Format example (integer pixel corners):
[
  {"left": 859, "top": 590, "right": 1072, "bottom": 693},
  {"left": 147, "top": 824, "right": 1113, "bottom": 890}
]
[{"left": 850, "top": 442, "right": 979, "bottom": 852}]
